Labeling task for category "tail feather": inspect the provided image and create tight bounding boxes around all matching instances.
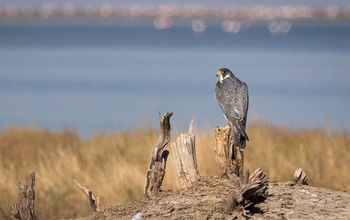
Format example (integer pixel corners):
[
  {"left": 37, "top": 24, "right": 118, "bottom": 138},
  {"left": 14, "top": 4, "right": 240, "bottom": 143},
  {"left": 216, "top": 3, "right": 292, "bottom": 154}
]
[
  {"left": 231, "top": 120, "right": 249, "bottom": 149},
  {"left": 237, "top": 121, "right": 249, "bottom": 141},
  {"left": 230, "top": 120, "right": 249, "bottom": 141}
]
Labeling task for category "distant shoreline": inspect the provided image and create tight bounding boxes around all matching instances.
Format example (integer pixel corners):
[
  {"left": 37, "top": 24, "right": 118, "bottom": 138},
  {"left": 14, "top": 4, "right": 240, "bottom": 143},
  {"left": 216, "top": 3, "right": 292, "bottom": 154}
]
[{"left": 1, "top": 4, "right": 350, "bottom": 22}]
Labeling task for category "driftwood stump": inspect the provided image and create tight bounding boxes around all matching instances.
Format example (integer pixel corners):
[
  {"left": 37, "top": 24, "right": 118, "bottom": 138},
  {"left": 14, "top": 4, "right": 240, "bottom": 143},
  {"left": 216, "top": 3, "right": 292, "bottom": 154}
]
[
  {"left": 291, "top": 168, "right": 308, "bottom": 185},
  {"left": 144, "top": 112, "right": 173, "bottom": 198},
  {"left": 171, "top": 120, "right": 199, "bottom": 188},
  {"left": 11, "top": 172, "right": 38, "bottom": 220},
  {"left": 215, "top": 125, "right": 244, "bottom": 178},
  {"left": 73, "top": 180, "right": 101, "bottom": 212},
  {"left": 226, "top": 168, "right": 268, "bottom": 214}
]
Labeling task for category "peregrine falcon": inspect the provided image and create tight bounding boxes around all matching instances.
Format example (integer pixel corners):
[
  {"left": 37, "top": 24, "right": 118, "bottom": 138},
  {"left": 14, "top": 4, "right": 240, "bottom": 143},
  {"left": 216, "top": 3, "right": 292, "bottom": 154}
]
[{"left": 215, "top": 68, "right": 249, "bottom": 149}]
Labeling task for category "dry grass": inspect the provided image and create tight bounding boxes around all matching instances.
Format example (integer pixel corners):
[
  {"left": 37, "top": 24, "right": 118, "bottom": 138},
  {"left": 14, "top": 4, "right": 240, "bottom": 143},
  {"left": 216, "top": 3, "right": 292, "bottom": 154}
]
[{"left": 0, "top": 122, "right": 349, "bottom": 219}]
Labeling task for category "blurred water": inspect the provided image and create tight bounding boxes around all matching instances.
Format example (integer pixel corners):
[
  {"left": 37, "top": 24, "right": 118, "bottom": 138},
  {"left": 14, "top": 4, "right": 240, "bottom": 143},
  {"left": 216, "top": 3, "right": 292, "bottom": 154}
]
[{"left": 0, "top": 22, "right": 349, "bottom": 136}]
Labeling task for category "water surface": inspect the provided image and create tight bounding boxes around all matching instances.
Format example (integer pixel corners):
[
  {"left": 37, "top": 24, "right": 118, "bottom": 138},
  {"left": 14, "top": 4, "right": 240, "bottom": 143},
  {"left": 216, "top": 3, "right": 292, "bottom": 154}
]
[{"left": 1, "top": 22, "right": 349, "bottom": 136}]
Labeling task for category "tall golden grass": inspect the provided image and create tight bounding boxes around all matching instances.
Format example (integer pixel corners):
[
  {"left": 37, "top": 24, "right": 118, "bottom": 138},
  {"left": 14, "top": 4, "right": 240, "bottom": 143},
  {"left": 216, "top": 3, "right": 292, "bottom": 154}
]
[{"left": 0, "top": 121, "right": 349, "bottom": 219}]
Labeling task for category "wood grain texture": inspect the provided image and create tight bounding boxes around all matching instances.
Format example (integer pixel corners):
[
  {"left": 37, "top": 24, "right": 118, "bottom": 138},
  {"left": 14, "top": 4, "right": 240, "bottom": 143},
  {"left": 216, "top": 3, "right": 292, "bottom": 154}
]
[
  {"left": 11, "top": 172, "right": 37, "bottom": 220},
  {"left": 171, "top": 120, "right": 199, "bottom": 188},
  {"left": 215, "top": 125, "right": 244, "bottom": 178},
  {"left": 226, "top": 169, "right": 269, "bottom": 214},
  {"left": 144, "top": 112, "right": 173, "bottom": 198},
  {"left": 73, "top": 180, "right": 101, "bottom": 212},
  {"left": 291, "top": 168, "right": 308, "bottom": 185}
]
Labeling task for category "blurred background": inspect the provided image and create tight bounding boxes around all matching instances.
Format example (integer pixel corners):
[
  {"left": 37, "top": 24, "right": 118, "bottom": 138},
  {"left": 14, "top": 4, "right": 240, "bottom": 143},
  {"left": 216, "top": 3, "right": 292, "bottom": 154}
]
[
  {"left": 0, "top": 0, "right": 350, "bottom": 219},
  {"left": 1, "top": 0, "right": 350, "bottom": 135}
]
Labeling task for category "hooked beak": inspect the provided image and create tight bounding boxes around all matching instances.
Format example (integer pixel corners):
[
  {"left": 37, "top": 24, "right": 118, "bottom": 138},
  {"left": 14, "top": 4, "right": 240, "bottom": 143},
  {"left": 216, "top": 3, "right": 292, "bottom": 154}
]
[{"left": 216, "top": 70, "right": 223, "bottom": 77}]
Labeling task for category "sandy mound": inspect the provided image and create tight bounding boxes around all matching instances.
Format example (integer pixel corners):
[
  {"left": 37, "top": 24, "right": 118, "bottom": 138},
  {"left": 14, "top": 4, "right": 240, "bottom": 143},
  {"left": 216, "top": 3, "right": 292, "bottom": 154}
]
[{"left": 83, "top": 176, "right": 350, "bottom": 220}]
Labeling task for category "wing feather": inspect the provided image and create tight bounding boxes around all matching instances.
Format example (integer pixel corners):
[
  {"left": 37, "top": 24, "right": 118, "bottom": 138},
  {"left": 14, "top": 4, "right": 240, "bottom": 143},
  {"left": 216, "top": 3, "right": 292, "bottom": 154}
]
[{"left": 215, "top": 78, "right": 249, "bottom": 141}]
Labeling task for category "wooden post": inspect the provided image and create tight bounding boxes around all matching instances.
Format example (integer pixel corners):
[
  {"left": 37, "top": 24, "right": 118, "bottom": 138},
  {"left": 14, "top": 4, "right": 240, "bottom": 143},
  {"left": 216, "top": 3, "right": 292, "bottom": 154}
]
[
  {"left": 171, "top": 120, "right": 199, "bottom": 189},
  {"left": 73, "top": 180, "right": 101, "bottom": 212},
  {"left": 144, "top": 112, "right": 173, "bottom": 198},
  {"left": 214, "top": 125, "right": 244, "bottom": 178},
  {"left": 11, "top": 172, "right": 38, "bottom": 220}
]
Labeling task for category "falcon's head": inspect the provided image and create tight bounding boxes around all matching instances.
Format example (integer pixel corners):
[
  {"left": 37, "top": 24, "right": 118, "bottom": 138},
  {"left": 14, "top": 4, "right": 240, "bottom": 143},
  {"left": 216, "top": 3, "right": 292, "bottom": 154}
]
[{"left": 216, "top": 68, "right": 233, "bottom": 82}]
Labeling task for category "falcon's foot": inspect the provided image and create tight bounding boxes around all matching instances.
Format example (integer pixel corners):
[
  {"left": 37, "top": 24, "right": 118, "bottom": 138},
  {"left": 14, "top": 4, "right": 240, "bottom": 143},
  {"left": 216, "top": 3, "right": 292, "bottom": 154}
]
[{"left": 217, "top": 124, "right": 231, "bottom": 130}]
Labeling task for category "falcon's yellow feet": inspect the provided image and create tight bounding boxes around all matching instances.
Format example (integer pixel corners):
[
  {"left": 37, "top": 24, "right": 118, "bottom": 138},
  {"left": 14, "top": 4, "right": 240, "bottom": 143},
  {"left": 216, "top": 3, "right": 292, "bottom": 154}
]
[
  {"left": 217, "top": 125, "right": 231, "bottom": 130},
  {"left": 224, "top": 125, "right": 231, "bottom": 130}
]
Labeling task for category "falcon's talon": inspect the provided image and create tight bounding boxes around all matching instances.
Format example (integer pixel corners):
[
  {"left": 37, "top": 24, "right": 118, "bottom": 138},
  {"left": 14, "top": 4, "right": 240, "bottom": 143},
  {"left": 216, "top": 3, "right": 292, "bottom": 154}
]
[{"left": 224, "top": 125, "right": 231, "bottom": 130}]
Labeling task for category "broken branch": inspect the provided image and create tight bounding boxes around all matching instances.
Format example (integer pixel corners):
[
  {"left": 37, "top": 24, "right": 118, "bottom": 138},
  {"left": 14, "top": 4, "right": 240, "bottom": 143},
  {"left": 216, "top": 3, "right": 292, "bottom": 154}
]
[{"left": 73, "top": 179, "right": 101, "bottom": 212}]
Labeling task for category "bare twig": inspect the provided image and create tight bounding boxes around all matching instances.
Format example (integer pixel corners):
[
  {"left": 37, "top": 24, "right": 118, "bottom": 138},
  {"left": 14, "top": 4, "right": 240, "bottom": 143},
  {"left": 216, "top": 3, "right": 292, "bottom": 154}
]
[
  {"left": 188, "top": 119, "right": 194, "bottom": 134},
  {"left": 73, "top": 180, "right": 101, "bottom": 212}
]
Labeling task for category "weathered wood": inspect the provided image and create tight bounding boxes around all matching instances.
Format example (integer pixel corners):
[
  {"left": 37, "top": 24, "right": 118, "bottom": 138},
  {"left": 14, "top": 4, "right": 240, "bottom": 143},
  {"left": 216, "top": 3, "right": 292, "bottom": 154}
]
[
  {"left": 215, "top": 125, "right": 244, "bottom": 178},
  {"left": 11, "top": 172, "right": 38, "bottom": 220},
  {"left": 248, "top": 168, "right": 267, "bottom": 183},
  {"left": 226, "top": 168, "right": 268, "bottom": 214},
  {"left": 73, "top": 180, "right": 101, "bottom": 212},
  {"left": 291, "top": 168, "right": 308, "bottom": 185},
  {"left": 144, "top": 112, "right": 173, "bottom": 198},
  {"left": 171, "top": 120, "right": 199, "bottom": 188}
]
